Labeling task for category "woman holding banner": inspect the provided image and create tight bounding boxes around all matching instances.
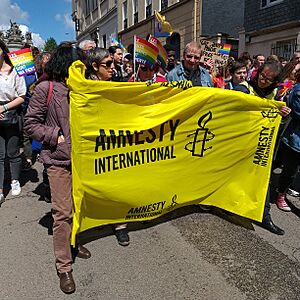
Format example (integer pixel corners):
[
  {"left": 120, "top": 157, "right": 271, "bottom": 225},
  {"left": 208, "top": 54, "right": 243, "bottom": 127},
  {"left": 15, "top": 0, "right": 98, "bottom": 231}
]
[
  {"left": 85, "top": 47, "right": 131, "bottom": 246},
  {"left": 234, "top": 61, "right": 291, "bottom": 235},
  {"left": 0, "top": 39, "right": 26, "bottom": 204}
]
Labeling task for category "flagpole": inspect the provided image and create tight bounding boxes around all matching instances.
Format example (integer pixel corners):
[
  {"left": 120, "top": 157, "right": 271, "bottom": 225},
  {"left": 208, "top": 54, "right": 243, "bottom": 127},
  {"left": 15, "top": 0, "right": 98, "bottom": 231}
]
[
  {"left": 133, "top": 35, "right": 136, "bottom": 82},
  {"left": 153, "top": 10, "right": 156, "bottom": 37}
]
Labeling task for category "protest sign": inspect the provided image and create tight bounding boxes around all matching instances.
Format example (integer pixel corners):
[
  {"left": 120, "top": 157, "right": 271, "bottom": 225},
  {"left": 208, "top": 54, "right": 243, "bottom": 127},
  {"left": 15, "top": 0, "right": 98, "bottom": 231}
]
[
  {"left": 134, "top": 36, "right": 158, "bottom": 69},
  {"left": 199, "top": 39, "right": 231, "bottom": 66},
  {"left": 8, "top": 48, "right": 35, "bottom": 76}
]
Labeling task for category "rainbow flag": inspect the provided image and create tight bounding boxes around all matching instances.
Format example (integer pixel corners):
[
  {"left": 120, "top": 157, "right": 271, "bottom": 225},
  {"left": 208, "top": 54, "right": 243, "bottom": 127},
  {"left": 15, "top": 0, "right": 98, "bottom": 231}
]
[
  {"left": 148, "top": 35, "right": 168, "bottom": 69},
  {"left": 8, "top": 48, "right": 35, "bottom": 77},
  {"left": 218, "top": 44, "right": 231, "bottom": 56},
  {"left": 134, "top": 36, "right": 158, "bottom": 69},
  {"left": 154, "top": 11, "right": 172, "bottom": 38},
  {"left": 111, "top": 37, "right": 127, "bottom": 52}
]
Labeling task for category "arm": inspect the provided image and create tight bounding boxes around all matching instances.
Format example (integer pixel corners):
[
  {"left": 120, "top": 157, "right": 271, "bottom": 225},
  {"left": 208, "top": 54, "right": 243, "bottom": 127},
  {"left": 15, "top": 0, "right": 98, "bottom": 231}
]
[
  {"left": 0, "top": 96, "right": 25, "bottom": 114},
  {"left": 24, "top": 82, "right": 60, "bottom": 146}
]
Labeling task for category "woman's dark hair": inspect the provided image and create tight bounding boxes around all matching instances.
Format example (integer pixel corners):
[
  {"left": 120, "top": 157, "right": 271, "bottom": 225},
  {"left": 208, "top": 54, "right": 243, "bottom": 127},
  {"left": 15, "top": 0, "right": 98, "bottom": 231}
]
[
  {"left": 0, "top": 39, "right": 12, "bottom": 66},
  {"left": 44, "top": 43, "right": 79, "bottom": 82},
  {"left": 250, "top": 61, "right": 283, "bottom": 97},
  {"left": 279, "top": 60, "right": 299, "bottom": 82},
  {"left": 239, "top": 51, "right": 251, "bottom": 60},
  {"left": 85, "top": 47, "right": 110, "bottom": 78},
  {"left": 108, "top": 45, "right": 121, "bottom": 55}
]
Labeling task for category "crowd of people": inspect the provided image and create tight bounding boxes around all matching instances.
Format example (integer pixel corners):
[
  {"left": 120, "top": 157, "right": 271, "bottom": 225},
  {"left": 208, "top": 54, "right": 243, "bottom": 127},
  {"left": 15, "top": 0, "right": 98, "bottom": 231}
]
[{"left": 0, "top": 36, "right": 299, "bottom": 293}]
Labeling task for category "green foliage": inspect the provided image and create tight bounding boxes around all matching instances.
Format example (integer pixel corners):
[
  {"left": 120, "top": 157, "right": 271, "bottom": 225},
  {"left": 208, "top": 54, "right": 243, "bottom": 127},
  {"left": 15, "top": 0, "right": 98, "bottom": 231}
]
[{"left": 44, "top": 37, "right": 57, "bottom": 52}]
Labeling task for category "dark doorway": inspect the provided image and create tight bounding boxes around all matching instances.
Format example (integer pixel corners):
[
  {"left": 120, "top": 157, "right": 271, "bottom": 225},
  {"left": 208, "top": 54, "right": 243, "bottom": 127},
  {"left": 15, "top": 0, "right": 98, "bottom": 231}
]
[{"left": 167, "top": 32, "right": 181, "bottom": 60}]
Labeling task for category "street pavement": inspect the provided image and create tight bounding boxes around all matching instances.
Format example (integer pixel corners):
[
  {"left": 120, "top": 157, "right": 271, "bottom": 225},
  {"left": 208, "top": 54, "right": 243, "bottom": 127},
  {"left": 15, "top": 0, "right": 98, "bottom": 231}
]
[{"left": 0, "top": 162, "right": 299, "bottom": 300}]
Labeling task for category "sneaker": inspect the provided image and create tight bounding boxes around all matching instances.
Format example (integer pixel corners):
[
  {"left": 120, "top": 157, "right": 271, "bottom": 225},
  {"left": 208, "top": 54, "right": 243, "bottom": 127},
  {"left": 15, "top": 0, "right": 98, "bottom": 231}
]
[
  {"left": 115, "top": 228, "right": 130, "bottom": 246},
  {"left": 11, "top": 180, "right": 21, "bottom": 196},
  {"left": 275, "top": 193, "right": 291, "bottom": 212},
  {"left": 22, "top": 159, "right": 32, "bottom": 172},
  {"left": 287, "top": 188, "right": 300, "bottom": 197},
  {"left": 0, "top": 194, "right": 5, "bottom": 206}
]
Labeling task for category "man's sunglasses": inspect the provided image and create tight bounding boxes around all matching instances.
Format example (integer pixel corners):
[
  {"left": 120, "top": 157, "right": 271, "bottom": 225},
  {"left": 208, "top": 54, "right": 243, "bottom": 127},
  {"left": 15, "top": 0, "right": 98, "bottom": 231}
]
[{"left": 100, "top": 60, "right": 113, "bottom": 68}]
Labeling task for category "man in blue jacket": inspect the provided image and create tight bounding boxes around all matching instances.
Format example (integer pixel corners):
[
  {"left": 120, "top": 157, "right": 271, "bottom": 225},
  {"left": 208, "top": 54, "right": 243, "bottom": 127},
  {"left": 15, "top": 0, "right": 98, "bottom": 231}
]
[{"left": 166, "top": 41, "right": 213, "bottom": 87}]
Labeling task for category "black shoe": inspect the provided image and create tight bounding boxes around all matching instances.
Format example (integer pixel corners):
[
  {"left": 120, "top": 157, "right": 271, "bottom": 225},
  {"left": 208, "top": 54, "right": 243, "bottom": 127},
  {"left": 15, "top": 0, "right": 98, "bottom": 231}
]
[
  {"left": 115, "top": 228, "right": 130, "bottom": 246},
  {"left": 261, "top": 219, "right": 285, "bottom": 235},
  {"left": 77, "top": 245, "right": 91, "bottom": 259},
  {"left": 22, "top": 159, "right": 32, "bottom": 172}
]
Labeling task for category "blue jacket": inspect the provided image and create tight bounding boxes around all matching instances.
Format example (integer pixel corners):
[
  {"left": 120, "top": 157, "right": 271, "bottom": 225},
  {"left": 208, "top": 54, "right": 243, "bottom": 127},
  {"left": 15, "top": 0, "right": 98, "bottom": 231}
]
[
  {"left": 166, "top": 63, "right": 213, "bottom": 87},
  {"left": 282, "top": 83, "right": 300, "bottom": 152}
]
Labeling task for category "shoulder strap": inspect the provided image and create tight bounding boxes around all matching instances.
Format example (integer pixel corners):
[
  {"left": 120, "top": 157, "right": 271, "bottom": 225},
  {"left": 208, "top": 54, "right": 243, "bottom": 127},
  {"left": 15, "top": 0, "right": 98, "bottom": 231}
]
[{"left": 47, "top": 81, "right": 53, "bottom": 106}]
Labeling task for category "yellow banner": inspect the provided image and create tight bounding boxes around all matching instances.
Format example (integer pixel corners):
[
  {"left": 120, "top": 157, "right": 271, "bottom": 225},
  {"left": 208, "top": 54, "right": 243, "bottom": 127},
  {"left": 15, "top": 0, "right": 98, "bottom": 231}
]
[{"left": 68, "top": 61, "right": 282, "bottom": 245}]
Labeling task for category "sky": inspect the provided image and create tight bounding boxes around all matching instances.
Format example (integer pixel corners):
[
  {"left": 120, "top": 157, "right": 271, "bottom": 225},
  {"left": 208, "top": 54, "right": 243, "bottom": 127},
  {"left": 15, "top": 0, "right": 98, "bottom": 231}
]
[{"left": 0, "top": 0, "right": 75, "bottom": 49}]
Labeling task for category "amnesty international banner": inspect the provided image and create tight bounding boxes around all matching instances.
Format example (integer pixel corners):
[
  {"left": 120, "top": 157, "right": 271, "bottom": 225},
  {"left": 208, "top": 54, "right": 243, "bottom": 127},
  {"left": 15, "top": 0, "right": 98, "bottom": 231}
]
[{"left": 68, "top": 61, "right": 282, "bottom": 244}]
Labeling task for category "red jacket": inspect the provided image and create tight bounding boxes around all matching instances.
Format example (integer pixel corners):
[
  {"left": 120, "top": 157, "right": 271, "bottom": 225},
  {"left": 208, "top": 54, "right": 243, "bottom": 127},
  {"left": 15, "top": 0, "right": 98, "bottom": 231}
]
[{"left": 24, "top": 81, "right": 71, "bottom": 166}]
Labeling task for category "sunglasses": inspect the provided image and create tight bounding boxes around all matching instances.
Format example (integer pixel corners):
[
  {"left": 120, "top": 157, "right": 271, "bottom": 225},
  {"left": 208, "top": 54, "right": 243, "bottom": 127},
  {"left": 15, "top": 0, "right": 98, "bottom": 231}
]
[
  {"left": 100, "top": 60, "right": 113, "bottom": 68},
  {"left": 140, "top": 66, "right": 153, "bottom": 72},
  {"left": 259, "top": 72, "right": 274, "bottom": 83},
  {"left": 186, "top": 54, "right": 200, "bottom": 60}
]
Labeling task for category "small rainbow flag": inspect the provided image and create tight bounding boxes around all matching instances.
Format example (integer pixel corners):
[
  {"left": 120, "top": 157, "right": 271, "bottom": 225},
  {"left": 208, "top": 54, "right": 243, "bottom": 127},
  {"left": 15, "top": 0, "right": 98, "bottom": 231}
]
[
  {"left": 148, "top": 35, "right": 167, "bottom": 69},
  {"left": 218, "top": 44, "right": 231, "bottom": 56},
  {"left": 8, "top": 48, "right": 36, "bottom": 77},
  {"left": 111, "top": 37, "right": 127, "bottom": 52},
  {"left": 134, "top": 36, "right": 158, "bottom": 69}
]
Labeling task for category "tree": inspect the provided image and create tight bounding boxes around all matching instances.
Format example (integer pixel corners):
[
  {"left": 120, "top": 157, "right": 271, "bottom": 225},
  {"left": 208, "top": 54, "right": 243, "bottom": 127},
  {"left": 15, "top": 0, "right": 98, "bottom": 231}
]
[{"left": 44, "top": 37, "right": 57, "bottom": 52}]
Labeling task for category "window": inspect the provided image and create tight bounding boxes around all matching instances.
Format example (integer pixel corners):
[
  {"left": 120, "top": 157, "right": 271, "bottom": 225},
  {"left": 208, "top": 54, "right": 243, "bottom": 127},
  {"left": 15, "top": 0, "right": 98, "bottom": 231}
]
[
  {"left": 146, "top": 0, "right": 152, "bottom": 18},
  {"left": 133, "top": 0, "right": 138, "bottom": 24},
  {"left": 261, "top": 0, "right": 283, "bottom": 8},
  {"left": 103, "top": 34, "right": 107, "bottom": 49},
  {"left": 161, "top": 0, "right": 168, "bottom": 11},
  {"left": 91, "top": 0, "right": 98, "bottom": 11},
  {"left": 123, "top": 0, "right": 128, "bottom": 29},
  {"left": 271, "top": 39, "right": 297, "bottom": 60},
  {"left": 84, "top": 0, "right": 90, "bottom": 15}
]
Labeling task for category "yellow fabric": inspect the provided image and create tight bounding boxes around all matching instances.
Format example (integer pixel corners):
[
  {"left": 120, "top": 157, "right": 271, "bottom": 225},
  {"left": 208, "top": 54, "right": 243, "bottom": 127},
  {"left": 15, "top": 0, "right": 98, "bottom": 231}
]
[
  {"left": 240, "top": 81, "right": 278, "bottom": 99},
  {"left": 67, "top": 61, "right": 283, "bottom": 245}
]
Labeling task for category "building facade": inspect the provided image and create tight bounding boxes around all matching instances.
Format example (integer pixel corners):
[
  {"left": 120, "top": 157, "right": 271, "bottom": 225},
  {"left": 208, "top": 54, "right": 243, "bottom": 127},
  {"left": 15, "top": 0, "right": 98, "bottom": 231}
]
[
  {"left": 72, "top": 0, "right": 244, "bottom": 58},
  {"left": 72, "top": 0, "right": 118, "bottom": 48},
  {"left": 118, "top": 0, "right": 244, "bottom": 59},
  {"left": 239, "top": 0, "right": 300, "bottom": 59}
]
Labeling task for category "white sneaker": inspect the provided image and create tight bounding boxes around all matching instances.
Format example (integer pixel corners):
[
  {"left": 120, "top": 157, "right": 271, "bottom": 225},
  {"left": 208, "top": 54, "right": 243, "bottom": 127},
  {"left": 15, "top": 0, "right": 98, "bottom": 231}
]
[
  {"left": 11, "top": 180, "right": 21, "bottom": 196},
  {"left": 0, "top": 194, "right": 5, "bottom": 206},
  {"left": 287, "top": 188, "right": 300, "bottom": 197}
]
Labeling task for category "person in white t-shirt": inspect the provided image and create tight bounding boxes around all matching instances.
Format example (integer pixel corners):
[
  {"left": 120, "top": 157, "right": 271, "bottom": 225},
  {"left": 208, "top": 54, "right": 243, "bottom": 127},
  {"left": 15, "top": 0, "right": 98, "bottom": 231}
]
[{"left": 0, "top": 40, "right": 26, "bottom": 204}]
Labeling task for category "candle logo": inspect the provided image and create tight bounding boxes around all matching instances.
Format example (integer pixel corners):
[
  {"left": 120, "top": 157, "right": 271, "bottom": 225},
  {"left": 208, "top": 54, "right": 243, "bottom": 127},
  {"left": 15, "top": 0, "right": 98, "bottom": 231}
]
[
  {"left": 261, "top": 108, "right": 278, "bottom": 122},
  {"left": 167, "top": 194, "right": 178, "bottom": 211},
  {"left": 185, "top": 111, "right": 215, "bottom": 157}
]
